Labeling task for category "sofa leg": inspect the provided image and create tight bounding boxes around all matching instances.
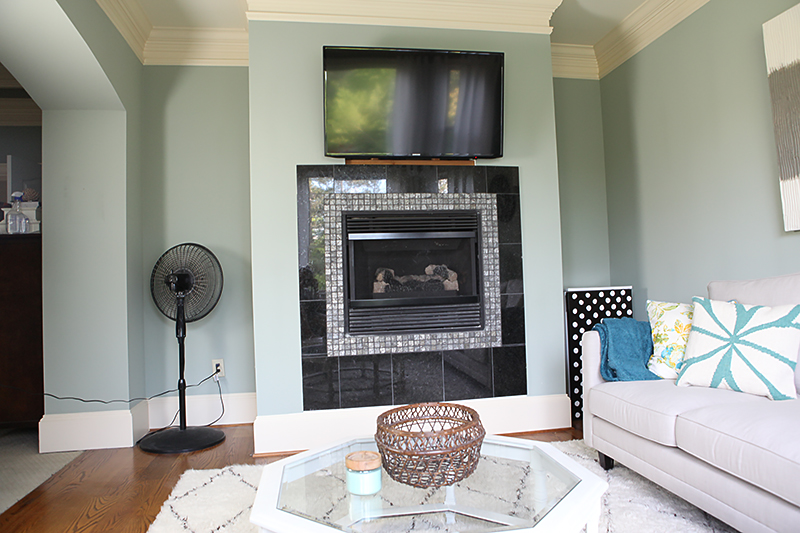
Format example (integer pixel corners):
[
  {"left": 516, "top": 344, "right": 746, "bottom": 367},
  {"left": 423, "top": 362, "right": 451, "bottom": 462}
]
[{"left": 598, "top": 452, "right": 615, "bottom": 470}]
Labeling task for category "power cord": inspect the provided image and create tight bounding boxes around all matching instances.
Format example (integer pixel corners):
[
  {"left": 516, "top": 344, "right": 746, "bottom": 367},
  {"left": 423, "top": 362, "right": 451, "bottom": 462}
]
[
  {"left": 144, "top": 374, "right": 226, "bottom": 436},
  {"left": 53, "top": 371, "right": 220, "bottom": 404},
  {"left": 0, "top": 370, "right": 226, "bottom": 429}
]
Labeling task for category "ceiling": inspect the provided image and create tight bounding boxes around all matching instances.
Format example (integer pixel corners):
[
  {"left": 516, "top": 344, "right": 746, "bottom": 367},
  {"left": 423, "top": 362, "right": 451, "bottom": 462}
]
[{"left": 550, "top": 0, "right": 650, "bottom": 45}]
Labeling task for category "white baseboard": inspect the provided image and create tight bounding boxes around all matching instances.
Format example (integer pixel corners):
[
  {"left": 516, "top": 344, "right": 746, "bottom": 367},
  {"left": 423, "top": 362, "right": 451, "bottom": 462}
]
[
  {"left": 39, "top": 407, "right": 140, "bottom": 452},
  {"left": 253, "top": 394, "right": 571, "bottom": 455},
  {"left": 39, "top": 393, "right": 257, "bottom": 452},
  {"left": 147, "top": 392, "right": 257, "bottom": 429},
  {"left": 39, "top": 395, "right": 562, "bottom": 453}
]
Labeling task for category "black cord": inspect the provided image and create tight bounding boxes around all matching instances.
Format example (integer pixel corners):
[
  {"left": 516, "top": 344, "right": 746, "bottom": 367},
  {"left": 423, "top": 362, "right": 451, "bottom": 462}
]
[
  {"left": 3, "top": 371, "right": 227, "bottom": 434},
  {"left": 0, "top": 371, "right": 219, "bottom": 404},
  {"left": 205, "top": 377, "right": 225, "bottom": 427},
  {"left": 137, "top": 376, "right": 225, "bottom": 440}
]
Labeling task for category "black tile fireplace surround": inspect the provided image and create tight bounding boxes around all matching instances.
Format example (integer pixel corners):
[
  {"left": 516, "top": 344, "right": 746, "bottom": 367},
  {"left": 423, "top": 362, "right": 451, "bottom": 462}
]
[{"left": 297, "top": 165, "right": 526, "bottom": 411}]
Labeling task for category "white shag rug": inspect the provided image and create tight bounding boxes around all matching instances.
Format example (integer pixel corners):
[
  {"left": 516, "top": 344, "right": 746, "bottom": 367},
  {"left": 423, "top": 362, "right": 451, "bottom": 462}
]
[{"left": 147, "top": 440, "right": 738, "bottom": 533}]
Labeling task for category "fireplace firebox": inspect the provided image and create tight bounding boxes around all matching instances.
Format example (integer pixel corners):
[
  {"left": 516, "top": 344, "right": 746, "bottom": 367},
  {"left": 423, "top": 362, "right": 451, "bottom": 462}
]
[{"left": 344, "top": 211, "right": 483, "bottom": 335}]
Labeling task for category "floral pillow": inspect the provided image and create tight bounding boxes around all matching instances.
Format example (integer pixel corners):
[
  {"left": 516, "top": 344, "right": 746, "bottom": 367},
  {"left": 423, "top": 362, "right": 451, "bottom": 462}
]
[
  {"left": 677, "top": 297, "right": 800, "bottom": 400},
  {"left": 646, "top": 300, "right": 694, "bottom": 379}
]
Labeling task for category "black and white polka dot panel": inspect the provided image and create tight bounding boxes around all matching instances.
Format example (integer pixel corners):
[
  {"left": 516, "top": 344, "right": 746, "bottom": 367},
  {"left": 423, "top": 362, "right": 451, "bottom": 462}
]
[{"left": 564, "top": 287, "right": 633, "bottom": 425}]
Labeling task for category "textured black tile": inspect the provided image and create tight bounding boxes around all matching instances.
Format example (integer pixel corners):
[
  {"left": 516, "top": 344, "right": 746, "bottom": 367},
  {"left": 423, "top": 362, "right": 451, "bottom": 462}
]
[
  {"left": 333, "top": 165, "right": 388, "bottom": 181},
  {"left": 443, "top": 349, "right": 492, "bottom": 400},
  {"left": 499, "top": 244, "right": 523, "bottom": 287},
  {"left": 298, "top": 166, "right": 332, "bottom": 302},
  {"left": 299, "top": 266, "right": 325, "bottom": 301},
  {"left": 496, "top": 194, "right": 521, "bottom": 244},
  {"left": 435, "top": 166, "right": 487, "bottom": 193},
  {"left": 486, "top": 167, "right": 519, "bottom": 194},
  {"left": 387, "top": 165, "right": 438, "bottom": 193},
  {"left": 301, "top": 343, "right": 327, "bottom": 357},
  {"left": 300, "top": 301, "right": 326, "bottom": 355},
  {"left": 501, "top": 294, "right": 525, "bottom": 346},
  {"left": 303, "top": 356, "right": 339, "bottom": 410},
  {"left": 492, "top": 346, "right": 527, "bottom": 397},
  {"left": 340, "top": 354, "right": 393, "bottom": 408},
  {"left": 298, "top": 165, "right": 335, "bottom": 182},
  {"left": 392, "top": 352, "right": 444, "bottom": 404}
]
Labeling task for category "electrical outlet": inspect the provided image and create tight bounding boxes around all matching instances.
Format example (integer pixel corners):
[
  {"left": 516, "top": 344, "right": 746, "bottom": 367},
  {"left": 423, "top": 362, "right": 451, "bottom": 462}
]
[{"left": 212, "top": 358, "right": 225, "bottom": 378}]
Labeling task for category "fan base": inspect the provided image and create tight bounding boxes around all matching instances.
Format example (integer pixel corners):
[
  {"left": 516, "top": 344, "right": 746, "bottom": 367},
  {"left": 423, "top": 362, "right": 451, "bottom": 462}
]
[{"left": 138, "top": 426, "right": 226, "bottom": 454}]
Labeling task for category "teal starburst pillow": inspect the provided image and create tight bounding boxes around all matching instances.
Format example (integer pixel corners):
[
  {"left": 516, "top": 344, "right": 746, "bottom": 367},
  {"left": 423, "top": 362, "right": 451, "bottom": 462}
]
[{"left": 676, "top": 297, "right": 800, "bottom": 400}]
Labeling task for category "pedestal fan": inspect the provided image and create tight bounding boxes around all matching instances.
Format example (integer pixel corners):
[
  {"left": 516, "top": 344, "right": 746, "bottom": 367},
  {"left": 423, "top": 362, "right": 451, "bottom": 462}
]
[{"left": 139, "top": 243, "right": 225, "bottom": 454}]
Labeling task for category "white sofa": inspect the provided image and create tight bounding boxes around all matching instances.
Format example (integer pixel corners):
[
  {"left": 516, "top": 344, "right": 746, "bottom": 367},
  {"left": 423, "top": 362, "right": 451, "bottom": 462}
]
[{"left": 582, "top": 272, "right": 800, "bottom": 533}]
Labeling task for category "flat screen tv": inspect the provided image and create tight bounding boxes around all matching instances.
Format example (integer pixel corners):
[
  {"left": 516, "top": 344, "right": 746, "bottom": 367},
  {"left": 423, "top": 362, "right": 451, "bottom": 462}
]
[{"left": 323, "top": 46, "right": 504, "bottom": 160}]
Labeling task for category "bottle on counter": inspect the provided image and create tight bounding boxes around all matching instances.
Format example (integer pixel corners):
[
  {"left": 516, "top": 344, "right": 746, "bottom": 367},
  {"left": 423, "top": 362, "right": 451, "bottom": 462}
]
[{"left": 6, "top": 192, "right": 30, "bottom": 234}]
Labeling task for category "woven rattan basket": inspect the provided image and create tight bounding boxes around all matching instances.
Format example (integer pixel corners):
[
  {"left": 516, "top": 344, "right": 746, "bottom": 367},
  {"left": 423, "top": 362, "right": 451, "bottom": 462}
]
[{"left": 375, "top": 402, "right": 485, "bottom": 488}]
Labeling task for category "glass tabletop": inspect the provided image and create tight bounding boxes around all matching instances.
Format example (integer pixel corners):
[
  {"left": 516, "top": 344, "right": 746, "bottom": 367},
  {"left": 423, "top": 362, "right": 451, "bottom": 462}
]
[{"left": 276, "top": 437, "right": 580, "bottom": 532}]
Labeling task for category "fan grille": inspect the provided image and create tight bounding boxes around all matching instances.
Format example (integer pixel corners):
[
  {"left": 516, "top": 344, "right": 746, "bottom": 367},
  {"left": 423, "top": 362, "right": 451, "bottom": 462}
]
[{"left": 150, "top": 243, "right": 223, "bottom": 323}]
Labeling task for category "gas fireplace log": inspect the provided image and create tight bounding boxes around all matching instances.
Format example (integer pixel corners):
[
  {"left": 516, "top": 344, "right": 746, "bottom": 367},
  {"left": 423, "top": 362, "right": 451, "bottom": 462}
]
[{"left": 372, "top": 264, "right": 459, "bottom": 294}]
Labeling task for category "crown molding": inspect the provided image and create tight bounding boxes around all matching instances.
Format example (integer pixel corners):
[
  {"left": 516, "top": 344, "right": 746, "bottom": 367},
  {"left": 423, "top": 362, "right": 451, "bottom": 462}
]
[
  {"left": 594, "top": 0, "right": 710, "bottom": 78},
  {"left": 144, "top": 28, "right": 249, "bottom": 66},
  {"left": 551, "top": 43, "right": 598, "bottom": 80},
  {"left": 93, "top": 0, "right": 708, "bottom": 75},
  {"left": 246, "top": 0, "right": 562, "bottom": 34},
  {"left": 95, "top": 0, "right": 151, "bottom": 63}
]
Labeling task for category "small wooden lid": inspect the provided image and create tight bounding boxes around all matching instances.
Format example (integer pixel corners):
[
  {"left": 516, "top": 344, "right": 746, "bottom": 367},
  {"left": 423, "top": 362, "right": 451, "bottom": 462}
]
[{"left": 346, "top": 450, "right": 381, "bottom": 471}]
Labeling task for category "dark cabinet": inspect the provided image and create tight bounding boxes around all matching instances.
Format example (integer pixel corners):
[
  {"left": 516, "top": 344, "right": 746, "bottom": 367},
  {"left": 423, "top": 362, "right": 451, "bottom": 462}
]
[{"left": 0, "top": 234, "right": 43, "bottom": 427}]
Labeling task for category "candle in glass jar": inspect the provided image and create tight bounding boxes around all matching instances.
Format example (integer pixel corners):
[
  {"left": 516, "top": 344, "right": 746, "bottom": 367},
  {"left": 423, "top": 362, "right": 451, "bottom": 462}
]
[{"left": 345, "top": 451, "right": 382, "bottom": 495}]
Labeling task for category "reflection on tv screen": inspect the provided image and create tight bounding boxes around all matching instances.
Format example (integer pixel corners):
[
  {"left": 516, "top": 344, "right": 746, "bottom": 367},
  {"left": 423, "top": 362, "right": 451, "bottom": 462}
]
[{"left": 324, "top": 47, "right": 503, "bottom": 159}]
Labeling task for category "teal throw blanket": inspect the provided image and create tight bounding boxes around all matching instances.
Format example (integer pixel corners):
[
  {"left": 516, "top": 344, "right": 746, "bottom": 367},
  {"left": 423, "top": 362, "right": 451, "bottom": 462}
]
[{"left": 594, "top": 318, "right": 660, "bottom": 382}]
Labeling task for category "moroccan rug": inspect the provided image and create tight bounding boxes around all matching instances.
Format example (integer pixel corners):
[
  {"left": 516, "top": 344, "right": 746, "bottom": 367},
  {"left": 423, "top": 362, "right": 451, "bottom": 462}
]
[{"left": 147, "top": 440, "right": 737, "bottom": 533}]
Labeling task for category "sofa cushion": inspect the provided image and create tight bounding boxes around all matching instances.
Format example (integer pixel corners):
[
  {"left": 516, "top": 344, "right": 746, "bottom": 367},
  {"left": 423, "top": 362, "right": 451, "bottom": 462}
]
[
  {"left": 676, "top": 399, "right": 800, "bottom": 507},
  {"left": 708, "top": 271, "right": 800, "bottom": 307},
  {"left": 708, "top": 271, "right": 800, "bottom": 393},
  {"left": 677, "top": 297, "right": 800, "bottom": 400},
  {"left": 588, "top": 379, "right": 760, "bottom": 446}
]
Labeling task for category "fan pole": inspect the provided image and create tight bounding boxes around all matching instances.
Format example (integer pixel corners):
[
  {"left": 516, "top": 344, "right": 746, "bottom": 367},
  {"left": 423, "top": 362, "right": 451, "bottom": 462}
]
[
  {"left": 177, "top": 294, "right": 188, "bottom": 431},
  {"left": 138, "top": 291, "right": 225, "bottom": 454}
]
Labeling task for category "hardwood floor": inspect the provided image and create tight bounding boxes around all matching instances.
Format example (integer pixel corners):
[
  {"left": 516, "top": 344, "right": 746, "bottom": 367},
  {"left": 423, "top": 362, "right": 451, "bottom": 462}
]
[{"left": 0, "top": 424, "right": 581, "bottom": 533}]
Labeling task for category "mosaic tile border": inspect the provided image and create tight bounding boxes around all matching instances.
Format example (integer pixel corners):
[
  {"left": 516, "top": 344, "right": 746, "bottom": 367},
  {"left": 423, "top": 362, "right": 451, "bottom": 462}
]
[{"left": 324, "top": 193, "right": 502, "bottom": 357}]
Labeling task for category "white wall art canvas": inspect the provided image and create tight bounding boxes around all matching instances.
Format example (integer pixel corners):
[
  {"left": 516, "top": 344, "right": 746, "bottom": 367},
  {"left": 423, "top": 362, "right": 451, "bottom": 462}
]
[{"left": 764, "top": 3, "right": 800, "bottom": 231}]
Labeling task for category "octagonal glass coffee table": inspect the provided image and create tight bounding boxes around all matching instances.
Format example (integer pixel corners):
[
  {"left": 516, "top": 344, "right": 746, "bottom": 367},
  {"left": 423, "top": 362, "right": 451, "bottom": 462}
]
[{"left": 250, "top": 435, "right": 607, "bottom": 533}]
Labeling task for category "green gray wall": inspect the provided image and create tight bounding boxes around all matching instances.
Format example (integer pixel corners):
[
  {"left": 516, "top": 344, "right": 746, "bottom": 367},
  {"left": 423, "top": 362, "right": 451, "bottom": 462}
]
[
  {"left": 141, "top": 66, "right": 254, "bottom": 397},
  {"left": 0, "top": 0, "right": 144, "bottom": 415},
  {"left": 600, "top": 0, "right": 800, "bottom": 318},
  {"left": 52, "top": 0, "right": 144, "bottom": 412},
  {"left": 249, "top": 22, "right": 566, "bottom": 416},
  {"left": 1, "top": 0, "right": 255, "bottom": 425},
  {"left": 553, "top": 78, "right": 610, "bottom": 289}
]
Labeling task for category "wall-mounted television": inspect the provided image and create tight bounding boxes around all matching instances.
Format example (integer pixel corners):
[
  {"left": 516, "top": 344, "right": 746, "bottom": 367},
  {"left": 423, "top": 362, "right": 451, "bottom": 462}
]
[{"left": 323, "top": 46, "right": 504, "bottom": 160}]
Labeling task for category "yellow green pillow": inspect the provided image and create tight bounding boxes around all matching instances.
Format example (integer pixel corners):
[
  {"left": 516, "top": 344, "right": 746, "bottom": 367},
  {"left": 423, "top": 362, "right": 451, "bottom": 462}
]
[{"left": 646, "top": 300, "right": 694, "bottom": 379}]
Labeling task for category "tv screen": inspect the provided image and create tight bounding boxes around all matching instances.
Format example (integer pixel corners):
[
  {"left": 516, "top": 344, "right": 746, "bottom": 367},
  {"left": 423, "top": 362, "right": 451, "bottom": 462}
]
[{"left": 323, "top": 46, "right": 504, "bottom": 160}]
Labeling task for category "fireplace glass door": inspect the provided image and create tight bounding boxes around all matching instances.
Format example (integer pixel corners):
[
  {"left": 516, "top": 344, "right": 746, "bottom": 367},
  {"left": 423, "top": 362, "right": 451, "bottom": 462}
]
[{"left": 344, "top": 211, "right": 483, "bottom": 335}]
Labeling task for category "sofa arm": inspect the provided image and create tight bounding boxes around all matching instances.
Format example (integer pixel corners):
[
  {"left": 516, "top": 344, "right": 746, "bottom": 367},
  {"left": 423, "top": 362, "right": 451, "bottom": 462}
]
[
  {"left": 581, "top": 330, "right": 605, "bottom": 447},
  {"left": 581, "top": 330, "right": 604, "bottom": 391}
]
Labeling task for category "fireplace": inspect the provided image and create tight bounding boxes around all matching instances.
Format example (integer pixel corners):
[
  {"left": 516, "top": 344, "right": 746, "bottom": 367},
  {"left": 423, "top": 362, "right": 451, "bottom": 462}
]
[
  {"left": 297, "top": 165, "right": 527, "bottom": 411},
  {"left": 323, "top": 192, "right": 501, "bottom": 357},
  {"left": 344, "top": 210, "right": 483, "bottom": 335}
]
